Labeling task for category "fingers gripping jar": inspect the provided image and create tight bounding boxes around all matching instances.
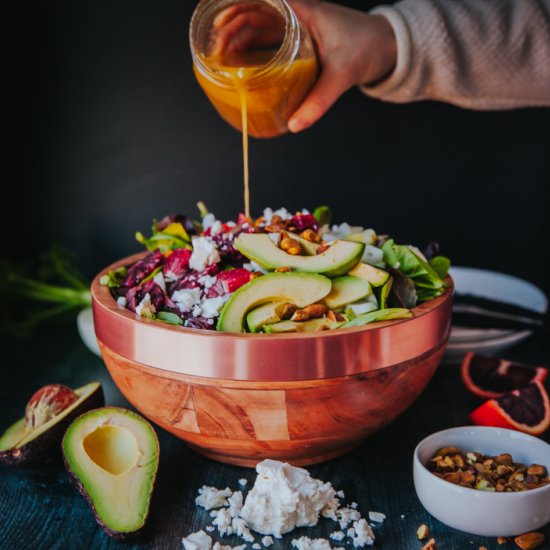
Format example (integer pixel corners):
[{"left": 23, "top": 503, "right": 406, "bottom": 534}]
[{"left": 190, "top": 0, "right": 318, "bottom": 138}]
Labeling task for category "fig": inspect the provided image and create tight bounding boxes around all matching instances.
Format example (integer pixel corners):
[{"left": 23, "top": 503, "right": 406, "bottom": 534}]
[{"left": 0, "top": 382, "right": 104, "bottom": 465}]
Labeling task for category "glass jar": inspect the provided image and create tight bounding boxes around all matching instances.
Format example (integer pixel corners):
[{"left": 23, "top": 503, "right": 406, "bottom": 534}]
[{"left": 189, "top": 0, "right": 318, "bottom": 138}]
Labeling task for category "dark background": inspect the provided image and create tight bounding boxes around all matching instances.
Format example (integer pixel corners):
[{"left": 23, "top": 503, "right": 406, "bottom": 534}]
[{"left": 7, "top": 0, "right": 550, "bottom": 295}]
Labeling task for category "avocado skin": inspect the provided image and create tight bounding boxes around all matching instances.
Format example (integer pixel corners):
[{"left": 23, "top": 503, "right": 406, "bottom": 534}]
[
  {"left": 62, "top": 406, "right": 160, "bottom": 541},
  {"left": 0, "top": 384, "right": 104, "bottom": 466}
]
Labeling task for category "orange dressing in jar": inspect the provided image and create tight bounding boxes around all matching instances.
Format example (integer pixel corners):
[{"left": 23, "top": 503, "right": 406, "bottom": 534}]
[{"left": 190, "top": 0, "right": 318, "bottom": 217}]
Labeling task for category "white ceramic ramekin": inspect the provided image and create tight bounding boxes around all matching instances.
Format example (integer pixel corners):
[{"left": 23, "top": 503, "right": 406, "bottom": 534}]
[{"left": 413, "top": 426, "right": 550, "bottom": 536}]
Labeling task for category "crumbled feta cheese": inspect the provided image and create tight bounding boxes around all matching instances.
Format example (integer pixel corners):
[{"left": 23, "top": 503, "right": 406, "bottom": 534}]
[
  {"left": 192, "top": 304, "right": 203, "bottom": 317},
  {"left": 201, "top": 295, "right": 229, "bottom": 319},
  {"left": 238, "top": 479, "right": 248, "bottom": 487},
  {"left": 212, "top": 544, "right": 246, "bottom": 550},
  {"left": 135, "top": 293, "right": 156, "bottom": 318},
  {"left": 368, "top": 511, "right": 386, "bottom": 523},
  {"left": 347, "top": 528, "right": 355, "bottom": 539},
  {"left": 262, "top": 207, "right": 292, "bottom": 224},
  {"left": 172, "top": 288, "right": 202, "bottom": 313},
  {"left": 209, "top": 220, "right": 223, "bottom": 235},
  {"left": 202, "top": 213, "right": 217, "bottom": 230},
  {"left": 116, "top": 296, "right": 127, "bottom": 307},
  {"left": 329, "top": 531, "right": 345, "bottom": 541},
  {"left": 195, "top": 486, "right": 232, "bottom": 510},
  {"left": 182, "top": 530, "right": 212, "bottom": 550},
  {"left": 210, "top": 508, "right": 233, "bottom": 536},
  {"left": 232, "top": 517, "right": 255, "bottom": 543},
  {"left": 240, "top": 459, "right": 337, "bottom": 538},
  {"left": 323, "top": 222, "right": 363, "bottom": 242},
  {"left": 153, "top": 271, "right": 166, "bottom": 292},
  {"left": 400, "top": 515, "right": 405, "bottom": 519},
  {"left": 291, "top": 536, "right": 343, "bottom": 550},
  {"left": 336, "top": 506, "right": 361, "bottom": 529},
  {"left": 242, "top": 261, "right": 267, "bottom": 274},
  {"left": 198, "top": 275, "right": 217, "bottom": 289},
  {"left": 362, "top": 245, "right": 385, "bottom": 268},
  {"left": 321, "top": 494, "right": 340, "bottom": 521},
  {"left": 349, "top": 519, "right": 375, "bottom": 547},
  {"left": 252, "top": 544, "right": 261, "bottom": 549},
  {"left": 336, "top": 490, "right": 345, "bottom": 499},
  {"left": 190, "top": 236, "right": 220, "bottom": 271},
  {"left": 205, "top": 526, "right": 215, "bottom": 533},
  {"left": 261, "top": 536, "right": 274, "bottom": 547},
  {"left": 351, "top": 502, "right": 358, "bottom": 509},
  {"left": 227, "top": 491, "right": 243, "bottom": 518}
]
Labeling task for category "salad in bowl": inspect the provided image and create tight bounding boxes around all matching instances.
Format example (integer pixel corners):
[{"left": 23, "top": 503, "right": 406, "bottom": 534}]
[{"left": 101, "top": 204, "right": 450, "bottom": 334}]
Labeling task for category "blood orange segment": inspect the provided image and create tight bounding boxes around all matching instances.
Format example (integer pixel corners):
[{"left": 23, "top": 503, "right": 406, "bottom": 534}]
[
  {"left": 461, "top": 352, "right": 548, "bottom": 399},
  {"left": 469, "top": 381, "right": 550, "bottom": 436}
]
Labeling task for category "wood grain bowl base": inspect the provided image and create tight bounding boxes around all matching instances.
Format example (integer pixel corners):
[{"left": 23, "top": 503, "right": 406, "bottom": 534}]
[
  {"left": 99, "top": 340, "right": 447, "bottom": 466},
  {"left": 92, "top": 253, "right": 453, "bottom": 467}
]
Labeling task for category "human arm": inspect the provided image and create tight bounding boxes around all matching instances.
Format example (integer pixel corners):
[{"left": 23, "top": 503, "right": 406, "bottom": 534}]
[{"left": 288, "top": 0, "right": 550, "bottom": 132}]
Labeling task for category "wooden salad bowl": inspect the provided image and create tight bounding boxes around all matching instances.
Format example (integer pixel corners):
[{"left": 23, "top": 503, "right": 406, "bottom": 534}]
[{"left": 92, "top": 252, "right": 453, "bottom": 467}]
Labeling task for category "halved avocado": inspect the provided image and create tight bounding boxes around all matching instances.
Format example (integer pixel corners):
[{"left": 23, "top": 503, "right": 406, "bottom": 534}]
[
  {"left": 246, "top": 301, "right": 287, "bottom": 333},
  {"left": 234, "top": 234, "right": 364, "bottom": 277},
  {"left": 324, "top": 276, "right": 372, "bottom": 309},
  {"left": 63, "top": 407, "right": 159, "bottom": 540},
  {"left": 217, "top": 272, "right": 332, "bottom": 333},
  {"left": 348, "top": 262, "right": 389, "bottom": 287},
  {"left": 264, "top": 317, "right": 341, "bottom": 333},
  {"left": 0, "top": 382, "right": 104, "bottom": 465}
]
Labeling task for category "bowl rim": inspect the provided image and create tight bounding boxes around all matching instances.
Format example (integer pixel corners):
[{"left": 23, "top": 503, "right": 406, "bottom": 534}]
[
  {"left": 91, "top": 252, "right": 453, "bottom": 380},
  {"left": 92, "top": 251, "right": 454, "bottom": 340},
  {"left": 413, "top": 425, "right": 550, "bottom": 498}
]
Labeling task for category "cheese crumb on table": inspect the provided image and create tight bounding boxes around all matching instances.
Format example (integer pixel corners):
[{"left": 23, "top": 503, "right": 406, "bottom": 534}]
[
  {"left": 291, "top": 536, "right": 344, "bottom": 550},
  {"left": 238, "top": 478, "right": 248, "bottom": 487},
  {"left": 336, "top": 506, "right": 361, "bottom": 529},
  {"left": 350, "top": 519, "right": 375, "bottom": 548},
  {"left": 196, "top": 486, "right": 233, "bottom": 510},
  {"left": 368, "top": 512, "right": 386, "bottom": 524},
  {"left": 240, "top": 459, "right": 337, "bottom": 538},
  {"left": 261, "top": 535, "right": 274, "bottom": 547},
  {"left": 187, "top": 460, "right": 381, "bottom": 549},
  {"left": 182, "top": 530, "right": 213, "bottom": 550}
]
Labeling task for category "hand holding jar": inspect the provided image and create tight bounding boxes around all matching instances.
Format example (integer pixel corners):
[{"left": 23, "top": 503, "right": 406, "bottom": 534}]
[{"left": 190, "top": 0, "right": 319, "bottom": 138}]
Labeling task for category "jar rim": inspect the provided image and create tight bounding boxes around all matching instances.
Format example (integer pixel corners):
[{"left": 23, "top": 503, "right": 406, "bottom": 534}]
[{"left": 189, "top": 0, "right": 300, "bottom": 86}]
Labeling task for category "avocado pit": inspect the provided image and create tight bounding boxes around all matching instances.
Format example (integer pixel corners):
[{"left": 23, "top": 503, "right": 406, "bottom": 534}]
[{"left": 25, "top": 384, "right": 79, "bottom": 429}]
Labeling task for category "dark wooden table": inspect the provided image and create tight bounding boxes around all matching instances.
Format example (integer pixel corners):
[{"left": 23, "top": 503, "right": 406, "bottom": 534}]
[{"left": 1, "top": 322, "right": 549, "bottom": 550}]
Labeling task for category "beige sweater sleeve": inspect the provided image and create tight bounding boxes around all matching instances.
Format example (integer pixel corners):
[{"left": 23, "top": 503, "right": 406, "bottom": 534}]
[{"left": 362, "top": 0, "right": 550, "bottom": 109}]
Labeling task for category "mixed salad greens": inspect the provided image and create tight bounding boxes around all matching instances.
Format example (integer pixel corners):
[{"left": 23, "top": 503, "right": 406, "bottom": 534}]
[{"left": 101, "top": 204, "right": 450, "bottom": 334}]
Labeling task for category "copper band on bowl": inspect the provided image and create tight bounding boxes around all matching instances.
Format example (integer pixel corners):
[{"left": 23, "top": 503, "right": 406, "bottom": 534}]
[{"left": 92, "top": 253, "right": 453, "bottom": 381}]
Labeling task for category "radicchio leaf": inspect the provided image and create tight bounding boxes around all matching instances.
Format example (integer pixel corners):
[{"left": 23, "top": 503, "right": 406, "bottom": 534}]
[{"left": 120, "top": 250, "right": 164, "bottom": 288}]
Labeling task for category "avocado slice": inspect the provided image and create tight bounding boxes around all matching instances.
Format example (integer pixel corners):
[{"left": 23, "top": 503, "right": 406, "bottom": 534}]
[
  {"left": 348, "top": 262, "right": 389, "bottom": 287},
  {"left": 344, "top": 228, "right": 377, "bottom": 245},
  {"left": 323, "top": 276, "right": 372, "bottom": 309},
  {"left": 0, "top": 382, "right": 104, "bottom": 466},
  {"left": 377, "top": 276, "right": 394, "bottom": 309},
  {"left": 246, "top": 301, "right": 287, "bottom": 333},
  {"left": 234, "top": 234, "right": 364, "bottom": 277},
  {"left": 217, "top": 272, "right": 332, "bottom": 333},
  {"left": 264, "top": 317, "right": 341, "bottom": 333},
  {"left": 285, "top": 232, "right": 320, "bottom": 256},
  {"left": 340, "top": 308, "right": 413, "bottom": 328},
  {"left": 63, "top": 407, "right": 159, "bottom": 540}
]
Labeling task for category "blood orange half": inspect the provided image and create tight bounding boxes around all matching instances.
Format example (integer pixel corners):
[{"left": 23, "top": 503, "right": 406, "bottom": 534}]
[
  {"left": 461, "top": 352, "right": 548, "bottom": 399},
  {"left": 469, "top": 381, "right": 550, "bottom": 436}
]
